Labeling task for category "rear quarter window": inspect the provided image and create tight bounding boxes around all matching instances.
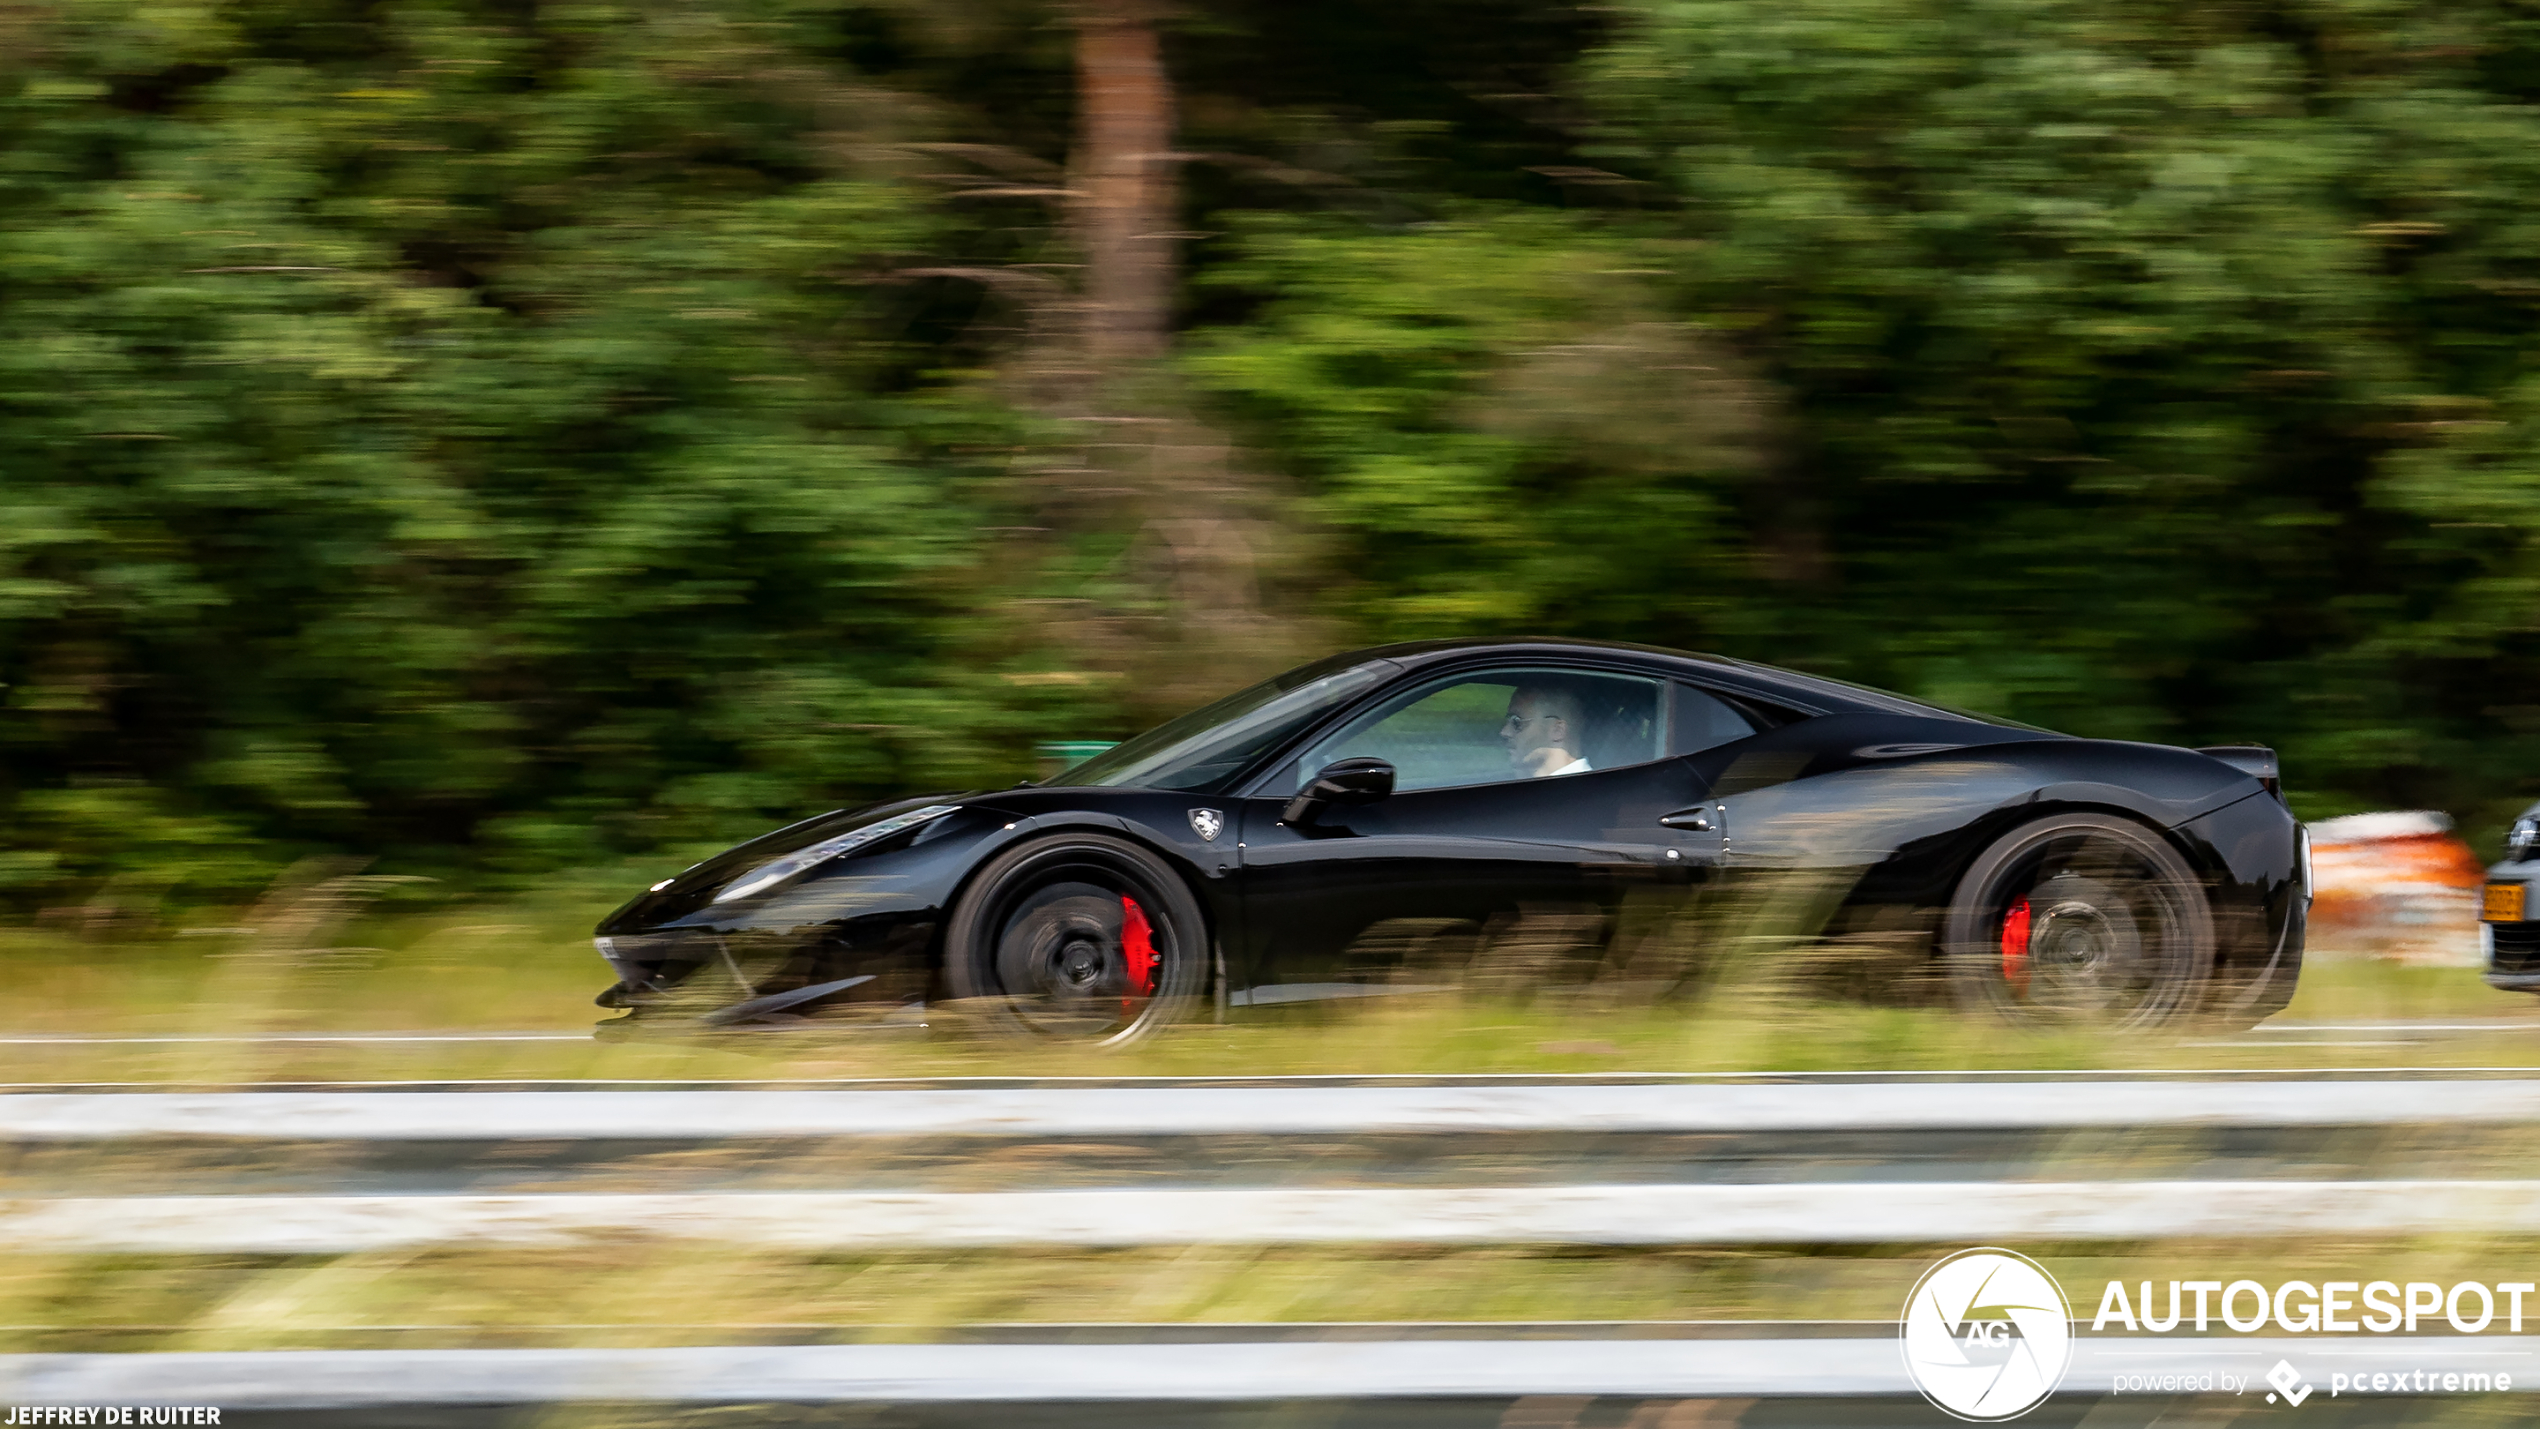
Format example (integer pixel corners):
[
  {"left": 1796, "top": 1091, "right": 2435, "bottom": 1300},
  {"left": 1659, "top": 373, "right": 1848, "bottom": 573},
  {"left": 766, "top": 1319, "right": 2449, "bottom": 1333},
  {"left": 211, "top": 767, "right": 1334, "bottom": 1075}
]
[{"left": 1674, "top": 683, "right": 1763, "bottom": 756}]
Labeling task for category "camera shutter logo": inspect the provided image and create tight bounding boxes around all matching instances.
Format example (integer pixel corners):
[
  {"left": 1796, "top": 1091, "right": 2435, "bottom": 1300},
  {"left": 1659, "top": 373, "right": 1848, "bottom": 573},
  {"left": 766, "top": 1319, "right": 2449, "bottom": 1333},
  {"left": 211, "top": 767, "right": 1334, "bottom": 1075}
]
[{"left": 1901, "top": 1248, "right": 2074, "bottom": 1421}]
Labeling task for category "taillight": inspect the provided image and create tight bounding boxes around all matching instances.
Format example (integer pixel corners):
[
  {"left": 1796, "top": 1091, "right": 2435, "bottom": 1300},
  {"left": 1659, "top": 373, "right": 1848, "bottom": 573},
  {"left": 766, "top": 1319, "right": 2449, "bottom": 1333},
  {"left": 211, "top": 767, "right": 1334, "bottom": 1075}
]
[{"left": 2198, "top": 744, "right": 2281, "bottom": 798}]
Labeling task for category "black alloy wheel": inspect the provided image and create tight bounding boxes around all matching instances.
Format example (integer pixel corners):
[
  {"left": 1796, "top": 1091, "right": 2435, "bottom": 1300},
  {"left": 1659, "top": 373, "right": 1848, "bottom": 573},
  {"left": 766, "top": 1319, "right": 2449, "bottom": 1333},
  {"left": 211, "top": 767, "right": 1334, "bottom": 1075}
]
[
  {"left": 942, "top": 832, "right": 1209, "bottom": 1044},
  {"left": 1942, "top": 812, "right": 2214, "bottom": 1029}
]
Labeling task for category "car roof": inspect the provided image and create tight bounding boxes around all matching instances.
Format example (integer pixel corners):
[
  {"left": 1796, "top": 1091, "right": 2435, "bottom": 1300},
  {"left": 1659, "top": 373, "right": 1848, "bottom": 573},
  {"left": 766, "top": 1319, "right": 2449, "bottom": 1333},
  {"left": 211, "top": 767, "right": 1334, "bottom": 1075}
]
[{"left": 1330, "top": 637, "right": 2041, "bottom": 730}]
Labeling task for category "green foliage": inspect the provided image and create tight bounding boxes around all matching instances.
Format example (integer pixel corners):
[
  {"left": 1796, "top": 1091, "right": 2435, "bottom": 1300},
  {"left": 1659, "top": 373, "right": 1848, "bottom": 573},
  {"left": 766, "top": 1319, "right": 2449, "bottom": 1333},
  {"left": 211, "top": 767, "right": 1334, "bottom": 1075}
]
[
  {"left": 0, "top": 0, "right": 1094, "bottom": 898},
  {"left": 1188, "top": 211, "right": 1756, "bottom": 637},
  {"left": 13, "top": 0, "right": 2540, "bottom": 904},
  {"left": 1185, "top": 0, "right": 2540, "bottom": 830}
]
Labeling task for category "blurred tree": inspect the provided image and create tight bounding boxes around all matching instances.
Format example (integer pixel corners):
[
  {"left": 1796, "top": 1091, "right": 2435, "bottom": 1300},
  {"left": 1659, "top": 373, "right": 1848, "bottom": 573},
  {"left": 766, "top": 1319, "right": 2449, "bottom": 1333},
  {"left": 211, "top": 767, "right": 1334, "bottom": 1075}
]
[
  {"left": 1577, "top": 0, "right": 2540, "bottom": 828},
  {"left": 1069, "top": 0, "right": 1178, "bottom": 366},
  {"left": 13, "top": 0, "right": 2540, "bottom": 908},
  {"left": 0, "top": 0, "right": 1104, "bottom": 897},
  {"left": 1180, "top": 0, "right": 2540, "bottom": 834},
  {"left": 1186, "top": 211, "right": 1772, "bottom": 636}
]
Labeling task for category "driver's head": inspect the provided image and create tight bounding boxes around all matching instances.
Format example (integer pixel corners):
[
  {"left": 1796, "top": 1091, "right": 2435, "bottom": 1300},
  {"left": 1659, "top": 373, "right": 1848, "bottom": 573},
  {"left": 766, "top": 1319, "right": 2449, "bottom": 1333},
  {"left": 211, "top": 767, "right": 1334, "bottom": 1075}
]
[{"left": 1502, "top": 683, "right": 1586, "bottom": 776}]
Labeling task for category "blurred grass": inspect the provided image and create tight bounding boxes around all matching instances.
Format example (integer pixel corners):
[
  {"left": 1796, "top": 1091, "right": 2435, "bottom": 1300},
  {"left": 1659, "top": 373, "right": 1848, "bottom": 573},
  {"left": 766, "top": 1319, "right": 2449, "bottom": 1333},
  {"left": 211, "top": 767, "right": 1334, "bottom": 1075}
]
[
  {"left": 0, "top": 875, "right": 2528, "bottom": 1084},
  {"left": 4, "top": 882, "right": 2537, "bottom": 1360},
  {"left": 9, "top": 1238, "right": 2540, "bottom": 1351}
]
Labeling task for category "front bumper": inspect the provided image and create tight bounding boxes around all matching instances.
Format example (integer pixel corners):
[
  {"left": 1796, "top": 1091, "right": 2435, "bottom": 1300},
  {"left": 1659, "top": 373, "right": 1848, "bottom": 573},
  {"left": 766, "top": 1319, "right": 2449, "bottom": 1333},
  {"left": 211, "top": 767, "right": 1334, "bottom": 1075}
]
[
  {"left": 2468, "top": 862, "right": 2529, "bottom": 994},
  {"left": 591, "top": 910, "right": 942, "bottom": 1035},
  {"left": 2483, "top": 923, "right": 2540, "bottom": 992},
  {"left": 590, "top": 804, "right": 1013, "bottom": 1036},
  {"left": 2482, "top": 860, "right": 2540, "bottom": 991}
]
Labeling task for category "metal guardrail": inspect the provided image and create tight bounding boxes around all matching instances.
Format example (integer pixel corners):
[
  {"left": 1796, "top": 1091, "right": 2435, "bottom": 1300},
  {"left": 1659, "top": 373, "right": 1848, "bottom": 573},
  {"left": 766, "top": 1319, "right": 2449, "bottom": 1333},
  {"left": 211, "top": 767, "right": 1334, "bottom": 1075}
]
[
  {"left": 5, "top": 1080, "right": 2538, "bottom": 1251},
  {"left": 14, "top": 1179, "right": 2540, "bottom": 1252},
  {"left": 9, "top": 1336, "right": 2538, "bottom": 1406},
  {"left": 12, "top": 1078, "right": 2540, "bottom": 1414},
  {"left": 9, "top": 1078, "right": 2540, "bottom": 1139}
]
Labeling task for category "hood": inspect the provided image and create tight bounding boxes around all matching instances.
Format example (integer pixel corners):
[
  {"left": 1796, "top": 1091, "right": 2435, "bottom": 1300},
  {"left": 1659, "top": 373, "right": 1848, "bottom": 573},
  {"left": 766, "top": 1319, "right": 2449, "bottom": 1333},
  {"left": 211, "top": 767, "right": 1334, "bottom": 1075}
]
[{"left": 598, "top": 792, "right": 1000, "bottom": 932}]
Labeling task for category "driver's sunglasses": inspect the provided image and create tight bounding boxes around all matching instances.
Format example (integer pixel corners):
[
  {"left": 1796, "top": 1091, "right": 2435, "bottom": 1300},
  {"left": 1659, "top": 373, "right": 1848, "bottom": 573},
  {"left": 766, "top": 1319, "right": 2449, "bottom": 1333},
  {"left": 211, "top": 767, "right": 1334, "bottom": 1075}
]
[{"left": 1500, "top": 713, "right": 1547, "bottom": 732}]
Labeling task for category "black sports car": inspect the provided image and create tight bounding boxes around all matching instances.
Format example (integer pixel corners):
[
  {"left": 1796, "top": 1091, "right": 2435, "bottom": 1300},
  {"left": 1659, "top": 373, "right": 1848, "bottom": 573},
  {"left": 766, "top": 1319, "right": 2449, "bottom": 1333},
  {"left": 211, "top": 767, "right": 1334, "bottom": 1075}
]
[{"left": 593, "top": 639, "right": 2308, "bottom": 1040}]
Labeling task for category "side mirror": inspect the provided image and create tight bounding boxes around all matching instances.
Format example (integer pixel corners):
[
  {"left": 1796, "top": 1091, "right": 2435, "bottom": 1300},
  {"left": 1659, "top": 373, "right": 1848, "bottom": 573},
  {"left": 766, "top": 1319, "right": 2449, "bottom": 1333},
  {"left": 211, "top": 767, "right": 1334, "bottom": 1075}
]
[{"left": 1280, "top": 757, "right": 1395, "bottom": 829}]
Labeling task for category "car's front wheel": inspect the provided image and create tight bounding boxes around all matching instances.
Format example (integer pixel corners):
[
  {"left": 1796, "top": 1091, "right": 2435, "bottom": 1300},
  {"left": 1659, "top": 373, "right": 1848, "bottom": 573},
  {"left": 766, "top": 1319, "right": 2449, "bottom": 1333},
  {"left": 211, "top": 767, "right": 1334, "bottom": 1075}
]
[
  {"left": 1942, "top": 812, "right": 2214, "bottom": 1029},
  {"left": 942, "top": 832, "right": 1210, "bottom": 1044}
]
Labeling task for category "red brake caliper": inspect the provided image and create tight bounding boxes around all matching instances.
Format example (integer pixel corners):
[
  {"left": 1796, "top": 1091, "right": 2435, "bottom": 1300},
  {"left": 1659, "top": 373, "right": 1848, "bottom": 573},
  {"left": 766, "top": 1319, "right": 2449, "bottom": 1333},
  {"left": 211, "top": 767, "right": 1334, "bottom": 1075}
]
[
  {"left": 2000, "top": 897, "right": 2033, "bottom": 996},
  {"left": 1120, "top": 896, "right": 1159, "bottom": 1014}
]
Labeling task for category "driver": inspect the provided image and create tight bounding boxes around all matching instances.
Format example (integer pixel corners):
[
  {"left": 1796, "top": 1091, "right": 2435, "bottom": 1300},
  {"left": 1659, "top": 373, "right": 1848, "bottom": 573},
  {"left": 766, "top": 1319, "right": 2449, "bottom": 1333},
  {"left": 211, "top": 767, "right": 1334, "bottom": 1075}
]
[{"left": 1502, "top": 684, "right": 1591, "bottom": 778}]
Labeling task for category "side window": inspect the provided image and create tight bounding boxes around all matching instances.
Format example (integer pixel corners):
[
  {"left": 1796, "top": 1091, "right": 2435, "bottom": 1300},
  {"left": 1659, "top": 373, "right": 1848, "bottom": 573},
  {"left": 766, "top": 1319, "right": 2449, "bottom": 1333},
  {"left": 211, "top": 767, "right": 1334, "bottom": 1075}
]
[
  {"left": 1298, "top": 668, "right": 1670, "bottom": 793},
  {"left": 1674, "top": 683, "right": 1761, "bottom": 756}
]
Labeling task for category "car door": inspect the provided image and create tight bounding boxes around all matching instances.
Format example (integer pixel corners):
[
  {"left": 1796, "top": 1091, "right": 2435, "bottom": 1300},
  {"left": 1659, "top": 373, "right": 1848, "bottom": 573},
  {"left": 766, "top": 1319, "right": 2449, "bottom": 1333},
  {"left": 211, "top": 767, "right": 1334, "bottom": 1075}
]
[{"left": 1229, "top": 666, "right": 1728, "bottom": 1005}]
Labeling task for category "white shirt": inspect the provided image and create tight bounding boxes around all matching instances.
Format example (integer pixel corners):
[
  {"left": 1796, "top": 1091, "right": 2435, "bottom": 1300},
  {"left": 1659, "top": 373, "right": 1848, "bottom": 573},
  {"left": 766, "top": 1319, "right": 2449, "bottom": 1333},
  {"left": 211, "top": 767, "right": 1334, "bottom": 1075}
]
[{"left": 1547, "top": 757, "right": 1592, "bottom": 777}]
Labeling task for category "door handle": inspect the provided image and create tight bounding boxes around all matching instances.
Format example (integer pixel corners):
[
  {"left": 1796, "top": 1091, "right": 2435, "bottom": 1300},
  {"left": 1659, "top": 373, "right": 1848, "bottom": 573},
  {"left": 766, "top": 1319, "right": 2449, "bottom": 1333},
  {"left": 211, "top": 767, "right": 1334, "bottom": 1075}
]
[{"left": 1658, "top": 807, "right": 1713, "bottom": 832}]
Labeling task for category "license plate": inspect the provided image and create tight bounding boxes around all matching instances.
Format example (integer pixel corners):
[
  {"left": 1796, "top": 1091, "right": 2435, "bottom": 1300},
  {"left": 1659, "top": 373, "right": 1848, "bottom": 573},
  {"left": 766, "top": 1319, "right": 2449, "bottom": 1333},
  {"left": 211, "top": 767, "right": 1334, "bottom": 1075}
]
[{"left": 2485, "top": 882, "right": 2528, "bottom": 923}]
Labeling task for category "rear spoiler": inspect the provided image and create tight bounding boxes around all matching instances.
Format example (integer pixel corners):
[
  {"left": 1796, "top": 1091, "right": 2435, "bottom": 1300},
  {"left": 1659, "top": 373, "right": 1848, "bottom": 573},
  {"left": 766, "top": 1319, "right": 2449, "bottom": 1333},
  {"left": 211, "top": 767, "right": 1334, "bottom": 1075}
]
[{"left": 2198, "top": 744, "right": 2280, "bottom": 795}]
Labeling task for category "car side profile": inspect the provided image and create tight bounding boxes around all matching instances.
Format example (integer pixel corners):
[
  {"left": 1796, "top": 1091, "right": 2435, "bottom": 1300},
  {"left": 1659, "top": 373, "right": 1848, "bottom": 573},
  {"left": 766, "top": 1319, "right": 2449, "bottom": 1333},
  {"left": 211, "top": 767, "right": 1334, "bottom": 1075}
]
[{"left": 592, "top": 639, "right": 2309, "bottom": 1040}]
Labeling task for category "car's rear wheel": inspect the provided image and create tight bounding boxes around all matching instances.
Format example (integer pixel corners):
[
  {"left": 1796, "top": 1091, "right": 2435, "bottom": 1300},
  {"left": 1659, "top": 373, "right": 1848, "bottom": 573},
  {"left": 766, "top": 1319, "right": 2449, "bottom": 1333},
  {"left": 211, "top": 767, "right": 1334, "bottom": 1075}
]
[
  {"left": 942, "top": 832, "right": 1209, "bottom": 1044},
  {"left": 1943, "top": 812, "right": 2213, "bottom": 1028}
]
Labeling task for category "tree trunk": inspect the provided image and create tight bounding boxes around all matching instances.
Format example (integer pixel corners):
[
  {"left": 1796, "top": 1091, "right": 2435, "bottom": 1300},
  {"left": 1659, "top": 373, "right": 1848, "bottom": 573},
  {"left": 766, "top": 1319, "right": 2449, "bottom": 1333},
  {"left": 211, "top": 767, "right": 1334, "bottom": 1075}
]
[
  {"left": 1070, "top": 2, "right": 1177, "bottom": 367},
  {"left": 1039, "top": 4, "right": 1316, "bottom": 710}
]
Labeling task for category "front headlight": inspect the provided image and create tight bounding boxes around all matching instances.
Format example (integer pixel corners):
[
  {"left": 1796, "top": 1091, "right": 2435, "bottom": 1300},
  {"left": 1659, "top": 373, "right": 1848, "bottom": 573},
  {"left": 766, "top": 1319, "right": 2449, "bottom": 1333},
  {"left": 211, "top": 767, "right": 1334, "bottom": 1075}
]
[
  {"left": 713, "top": 804, "right": 965, "bottom": 904},
  {"left": 2511, "top": 816, "right": 2539, "bottom": 863}
]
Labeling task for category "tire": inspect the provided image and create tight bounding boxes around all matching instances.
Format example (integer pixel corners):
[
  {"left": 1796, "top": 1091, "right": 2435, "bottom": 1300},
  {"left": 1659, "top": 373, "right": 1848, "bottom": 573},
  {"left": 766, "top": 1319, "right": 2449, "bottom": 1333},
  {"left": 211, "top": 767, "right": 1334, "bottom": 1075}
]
[
  {"left": 1941, "top": 812, "right": 2214, "bottom": 1029},
  {"left": 942, "top": 832, "right": 1210, "bottom": 1045}
]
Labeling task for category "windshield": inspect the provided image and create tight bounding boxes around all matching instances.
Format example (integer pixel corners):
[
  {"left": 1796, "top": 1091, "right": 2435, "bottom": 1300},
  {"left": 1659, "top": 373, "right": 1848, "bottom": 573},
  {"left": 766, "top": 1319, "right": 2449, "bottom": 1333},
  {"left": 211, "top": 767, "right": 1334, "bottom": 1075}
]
[{"left": 1064, "top": 657, "right": 1398, "bottom": 793}]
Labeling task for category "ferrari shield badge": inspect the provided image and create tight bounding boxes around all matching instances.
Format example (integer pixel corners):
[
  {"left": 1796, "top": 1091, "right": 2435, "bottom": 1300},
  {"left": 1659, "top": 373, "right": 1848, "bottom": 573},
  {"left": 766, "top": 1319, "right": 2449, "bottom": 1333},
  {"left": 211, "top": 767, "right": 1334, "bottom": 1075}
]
[{"left": 1189, "top": 808, "right": 1225, "bottom": 842}]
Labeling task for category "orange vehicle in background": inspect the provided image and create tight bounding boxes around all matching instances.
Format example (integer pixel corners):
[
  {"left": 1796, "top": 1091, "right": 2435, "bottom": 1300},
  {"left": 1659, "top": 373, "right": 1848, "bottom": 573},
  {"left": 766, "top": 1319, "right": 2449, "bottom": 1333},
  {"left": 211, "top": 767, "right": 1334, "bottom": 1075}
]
[{"left": 2306, "top": 811, "right": 2485, "bottom": 966}]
